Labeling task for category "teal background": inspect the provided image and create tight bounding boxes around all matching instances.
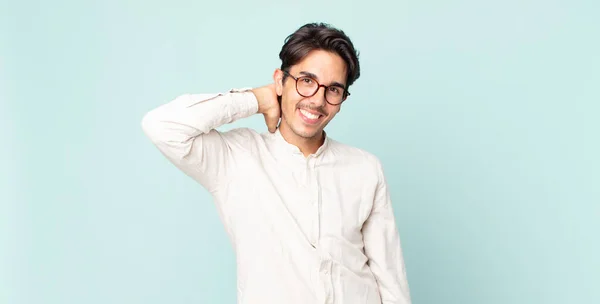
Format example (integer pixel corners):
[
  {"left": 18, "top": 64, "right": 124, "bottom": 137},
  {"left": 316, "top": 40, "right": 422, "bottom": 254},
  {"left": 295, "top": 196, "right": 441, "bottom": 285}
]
[{"left": 2, "top": 0, "right": 599, "bottom": 303}]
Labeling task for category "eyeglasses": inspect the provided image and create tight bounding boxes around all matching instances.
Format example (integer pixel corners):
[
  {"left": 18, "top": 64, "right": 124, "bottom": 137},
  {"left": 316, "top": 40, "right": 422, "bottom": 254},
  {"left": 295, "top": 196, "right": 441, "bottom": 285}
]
[{"left": 282, "top": 71, "right": 349, "bottom": 105}]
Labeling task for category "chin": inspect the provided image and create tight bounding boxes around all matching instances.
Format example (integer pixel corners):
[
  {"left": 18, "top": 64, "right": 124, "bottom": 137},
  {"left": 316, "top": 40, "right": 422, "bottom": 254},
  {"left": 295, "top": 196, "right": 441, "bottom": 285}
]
[{"left": 291, "top": 126, "right": 322, "bottom": 139}]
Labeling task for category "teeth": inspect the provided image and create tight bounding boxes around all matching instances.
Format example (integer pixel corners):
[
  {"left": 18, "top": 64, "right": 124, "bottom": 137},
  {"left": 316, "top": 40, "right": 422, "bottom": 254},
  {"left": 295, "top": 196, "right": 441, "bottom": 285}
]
[{"left": 300, "top": 109, "right": 320, "bottom": 120}]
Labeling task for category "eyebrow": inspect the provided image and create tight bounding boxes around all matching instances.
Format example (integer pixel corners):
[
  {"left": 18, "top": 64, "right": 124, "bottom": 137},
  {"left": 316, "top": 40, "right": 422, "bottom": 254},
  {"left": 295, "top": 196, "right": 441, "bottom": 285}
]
[{"left": 299, "top": 71, "right": 346, "bottom": 89}]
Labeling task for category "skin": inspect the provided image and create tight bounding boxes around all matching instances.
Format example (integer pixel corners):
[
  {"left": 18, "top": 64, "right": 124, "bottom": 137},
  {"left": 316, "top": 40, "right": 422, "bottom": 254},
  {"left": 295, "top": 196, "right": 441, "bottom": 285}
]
[{"left": 252, "top": 49, "right": 348, "bottom": 157}]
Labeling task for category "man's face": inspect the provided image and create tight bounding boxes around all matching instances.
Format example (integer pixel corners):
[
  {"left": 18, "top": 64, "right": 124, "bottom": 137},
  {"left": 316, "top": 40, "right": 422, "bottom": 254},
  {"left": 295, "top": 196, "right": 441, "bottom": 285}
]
[{"left": 274, "top": 49, "right": 348, "bottom": 140}]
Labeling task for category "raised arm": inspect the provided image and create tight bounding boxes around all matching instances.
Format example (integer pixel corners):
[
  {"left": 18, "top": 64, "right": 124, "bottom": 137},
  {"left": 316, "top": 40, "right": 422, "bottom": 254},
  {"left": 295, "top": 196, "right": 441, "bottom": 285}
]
[
  {"left": 140, "top": 88, "right": 259, "bottom": 192},
  {"left": 362, "top": 160, "right": 412, "bottom": 304}
]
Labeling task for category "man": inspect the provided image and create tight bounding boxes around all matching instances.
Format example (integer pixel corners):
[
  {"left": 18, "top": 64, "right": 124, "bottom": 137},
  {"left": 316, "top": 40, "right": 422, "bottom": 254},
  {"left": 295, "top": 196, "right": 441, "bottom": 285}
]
[{"left": 141, "top": 22, "right": 411, "bottom": 304}]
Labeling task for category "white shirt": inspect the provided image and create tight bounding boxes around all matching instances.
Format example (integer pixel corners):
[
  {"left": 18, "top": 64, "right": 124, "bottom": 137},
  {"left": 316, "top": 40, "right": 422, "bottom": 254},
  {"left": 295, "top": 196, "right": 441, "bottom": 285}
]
[{"left": 141, "top": 88, "right": 412, "bottom": 304}]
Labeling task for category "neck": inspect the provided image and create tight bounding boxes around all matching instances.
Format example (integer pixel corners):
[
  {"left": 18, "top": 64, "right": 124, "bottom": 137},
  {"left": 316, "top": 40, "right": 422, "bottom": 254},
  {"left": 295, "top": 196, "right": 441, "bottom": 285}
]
[{"left": 278, "top": 123, "right": 325, "bottom": 157}]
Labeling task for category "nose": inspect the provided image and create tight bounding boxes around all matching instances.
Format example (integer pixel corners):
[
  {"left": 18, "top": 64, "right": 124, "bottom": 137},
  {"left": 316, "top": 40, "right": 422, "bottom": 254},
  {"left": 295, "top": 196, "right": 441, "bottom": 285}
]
[{"left": 310, "top": 86, "right": 328, "bottom": 107}]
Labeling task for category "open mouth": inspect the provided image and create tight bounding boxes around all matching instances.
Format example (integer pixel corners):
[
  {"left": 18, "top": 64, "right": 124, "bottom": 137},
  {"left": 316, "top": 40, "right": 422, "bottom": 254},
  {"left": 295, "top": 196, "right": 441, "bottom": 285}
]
[{"left": 298, "top": 108, "right": 324, "bottom": 125}]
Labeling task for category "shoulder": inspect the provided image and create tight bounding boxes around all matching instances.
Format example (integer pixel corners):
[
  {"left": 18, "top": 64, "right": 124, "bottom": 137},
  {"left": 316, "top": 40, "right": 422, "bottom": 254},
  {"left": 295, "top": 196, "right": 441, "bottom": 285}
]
[
  {"left": 215, "top": 127, "right": 263, "bottom": 151},
  {"left": 327, "top": 138, "right": 386, "bottom": 180},
  {"left": 328, "top": 138, "right": 383, "bottom": 164},
  {"left": 220, "top": 126, "right": 260, "bottom": 138}
]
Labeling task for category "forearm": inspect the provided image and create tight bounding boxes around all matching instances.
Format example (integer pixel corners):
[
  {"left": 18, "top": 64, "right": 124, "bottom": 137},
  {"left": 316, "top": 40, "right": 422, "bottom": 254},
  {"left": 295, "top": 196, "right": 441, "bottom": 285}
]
[{"left": 141, "top": 88, "right": 258, "bottom": 145}]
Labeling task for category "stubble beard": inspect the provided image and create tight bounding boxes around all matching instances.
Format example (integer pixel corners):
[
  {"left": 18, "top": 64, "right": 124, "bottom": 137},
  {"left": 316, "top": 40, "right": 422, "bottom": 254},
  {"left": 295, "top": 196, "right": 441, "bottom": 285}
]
[{"left": 281, "top": 109, "right": 323, "bottom": 140}]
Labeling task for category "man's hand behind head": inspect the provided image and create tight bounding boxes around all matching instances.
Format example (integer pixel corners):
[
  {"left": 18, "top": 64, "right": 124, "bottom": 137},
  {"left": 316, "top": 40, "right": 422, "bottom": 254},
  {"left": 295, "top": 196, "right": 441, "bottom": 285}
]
[{"left": 252, "top": 84, "right": 281, "bottom": 133}]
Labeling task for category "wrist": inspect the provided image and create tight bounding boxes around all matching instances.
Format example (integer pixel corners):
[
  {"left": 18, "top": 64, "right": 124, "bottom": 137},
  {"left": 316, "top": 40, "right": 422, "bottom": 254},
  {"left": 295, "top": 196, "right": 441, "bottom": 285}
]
[{"left": 252, "top": 87, "right": 267, "bottom": 114}]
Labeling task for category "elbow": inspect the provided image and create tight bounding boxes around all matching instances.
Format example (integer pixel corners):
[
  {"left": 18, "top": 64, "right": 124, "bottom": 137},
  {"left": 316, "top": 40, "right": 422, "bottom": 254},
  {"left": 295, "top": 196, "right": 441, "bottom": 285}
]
[
  {"left": 140, "top": 110, "right": 162, "bottom": 144},
  {"left": 140, "top": 109, "right": 194, "bottom": 161},
  {"left": 140, "top": 111, "right": 153, "bottom": 137}
]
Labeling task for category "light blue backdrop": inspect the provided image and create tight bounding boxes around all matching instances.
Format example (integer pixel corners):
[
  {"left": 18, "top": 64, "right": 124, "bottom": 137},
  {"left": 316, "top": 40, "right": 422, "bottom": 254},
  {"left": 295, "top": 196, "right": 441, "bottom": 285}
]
[{"left": 2, "top": 0, "right": 599, "bottom": 303}]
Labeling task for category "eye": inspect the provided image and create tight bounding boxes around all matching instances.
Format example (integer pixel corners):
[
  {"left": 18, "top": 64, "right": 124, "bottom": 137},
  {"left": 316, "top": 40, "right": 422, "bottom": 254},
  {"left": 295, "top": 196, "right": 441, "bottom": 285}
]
[
  {"left": 302, "top": 78, "right": 313, "bottom": 84},
  {"left": 329, "top": 87, "right": 341, "bottom": 94}
]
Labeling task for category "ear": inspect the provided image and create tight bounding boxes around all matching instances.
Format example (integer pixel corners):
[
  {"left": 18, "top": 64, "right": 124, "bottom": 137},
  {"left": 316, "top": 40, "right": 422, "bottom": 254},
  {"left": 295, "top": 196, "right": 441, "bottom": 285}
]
[{"left": 273, "top": 69, "right": 284, "bottom": 96}]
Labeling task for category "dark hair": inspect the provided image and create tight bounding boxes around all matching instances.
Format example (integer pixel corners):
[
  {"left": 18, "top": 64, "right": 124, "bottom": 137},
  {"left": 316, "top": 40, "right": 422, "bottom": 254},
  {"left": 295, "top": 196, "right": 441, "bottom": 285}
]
[{"left": 279, "top": 22, "right": 361, "bottom": 89}]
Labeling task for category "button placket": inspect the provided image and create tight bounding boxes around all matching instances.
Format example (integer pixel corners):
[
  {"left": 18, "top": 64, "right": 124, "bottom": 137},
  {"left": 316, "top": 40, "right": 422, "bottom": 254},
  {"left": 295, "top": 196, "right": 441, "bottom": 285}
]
[
  {"left": 313, "top": 159, "right": 321, "bottom": 245},
  {"left": 306, "top": 156, "right": 320, "bottom": 248},
  {"left": 312, "top": 158, "right": 330, "bottom": 304},
  {"left": 319, "top": 259, "right": 334, "bottom": 304}
]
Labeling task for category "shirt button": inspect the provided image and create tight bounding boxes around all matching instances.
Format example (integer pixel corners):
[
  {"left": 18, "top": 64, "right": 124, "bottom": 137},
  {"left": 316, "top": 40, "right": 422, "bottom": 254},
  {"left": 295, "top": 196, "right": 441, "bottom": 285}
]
[{"left": 322, "top": 265, "right": 329, "bottom": 274}]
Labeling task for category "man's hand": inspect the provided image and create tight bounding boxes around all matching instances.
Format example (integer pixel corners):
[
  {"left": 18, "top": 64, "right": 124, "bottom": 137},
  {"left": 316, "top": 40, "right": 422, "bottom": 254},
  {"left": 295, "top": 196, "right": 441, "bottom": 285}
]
[{"left": 252, "top": 84, "right": 281, "bottom": 133}]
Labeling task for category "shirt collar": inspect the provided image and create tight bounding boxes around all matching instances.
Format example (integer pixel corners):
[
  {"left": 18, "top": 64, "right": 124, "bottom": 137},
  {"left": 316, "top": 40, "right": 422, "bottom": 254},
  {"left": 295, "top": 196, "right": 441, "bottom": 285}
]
[{"left": 271, "top": 128, "right": 330, "bottom": 158}]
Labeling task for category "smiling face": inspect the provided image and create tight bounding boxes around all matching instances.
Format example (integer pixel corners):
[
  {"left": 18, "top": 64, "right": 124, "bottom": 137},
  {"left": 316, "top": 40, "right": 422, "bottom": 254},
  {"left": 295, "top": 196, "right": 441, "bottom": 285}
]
[{"left": 274, "top": 49, "right": 348, "bottom": 142}]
